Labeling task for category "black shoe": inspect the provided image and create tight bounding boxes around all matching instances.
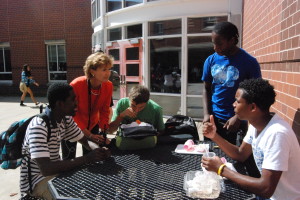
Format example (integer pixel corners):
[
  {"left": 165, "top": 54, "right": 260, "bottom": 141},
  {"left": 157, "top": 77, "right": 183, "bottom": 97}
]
[{"left": 20, "top": 103, "right": 26, "bottom": 106}]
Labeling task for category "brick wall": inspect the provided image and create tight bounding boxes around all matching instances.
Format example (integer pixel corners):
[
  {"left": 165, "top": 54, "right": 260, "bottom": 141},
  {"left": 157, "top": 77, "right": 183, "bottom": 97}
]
[
  {"left": 0, "top": 0, "right": 93, "bottom": 96},
  {"left": 243, "top": 0, "right": 300, "bottom": 137}
]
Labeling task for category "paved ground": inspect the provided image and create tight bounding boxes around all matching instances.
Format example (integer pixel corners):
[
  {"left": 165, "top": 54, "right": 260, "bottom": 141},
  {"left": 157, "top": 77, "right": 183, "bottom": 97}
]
[{"left": 0, "top": 95, "right": 203, "bottom": 199}]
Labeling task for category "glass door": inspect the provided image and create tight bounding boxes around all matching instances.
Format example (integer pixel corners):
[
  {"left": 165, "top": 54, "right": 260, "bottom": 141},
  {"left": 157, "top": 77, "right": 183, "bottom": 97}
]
[{"left": 107, "top": 39, "right": 143, "bottom": 100}]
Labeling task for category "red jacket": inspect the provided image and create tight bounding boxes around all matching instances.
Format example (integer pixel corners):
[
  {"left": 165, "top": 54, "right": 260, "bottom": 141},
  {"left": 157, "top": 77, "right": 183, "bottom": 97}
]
[{"left": 70, "top": 76, "right": 113, "bottom": 131}]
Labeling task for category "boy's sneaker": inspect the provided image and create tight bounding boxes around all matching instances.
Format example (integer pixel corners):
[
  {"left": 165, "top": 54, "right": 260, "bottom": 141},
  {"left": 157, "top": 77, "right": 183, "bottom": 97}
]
[
  {"left": 20, "top": 103, "right": 26, "bottom": 106},
  {"left": 35, "top": 102, "right": 40, "bottom": 106}
]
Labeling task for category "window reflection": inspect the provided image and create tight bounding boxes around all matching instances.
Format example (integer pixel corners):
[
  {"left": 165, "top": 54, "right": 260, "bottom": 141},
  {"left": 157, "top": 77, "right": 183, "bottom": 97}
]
[
  {"left": 149, "top": 19, "right": 181, "bottom": 36},
  {"left": 188, "top": 16, "right": 227, "bottom": 34},
  {"left": 108, "top": 28, "right": 122, "bottom": 41},
  {"left": 109, "top": 49, "right": 120, "bottom": 60},
  {"left": 107, "top": 0, "right": 122, "bottom": 12},
  {"left": 125, "top": 0, "right": 142, "bottom": 7},
  {"left": 149, "top": 37, "right": 181, "bottom": 94},
  {"left": 126, "top": 47, "right": 139, "bottom": 60},
  {"left": 126, "top": 24, "right": 142, "bottom": 39},
  {"left": 187, "top": 36, "right": 214, "bottom": 95}
]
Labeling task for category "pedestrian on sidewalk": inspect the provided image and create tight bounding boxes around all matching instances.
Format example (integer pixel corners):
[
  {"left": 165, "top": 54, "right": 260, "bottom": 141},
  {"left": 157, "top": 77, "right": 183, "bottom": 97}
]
[{"left": 19, "top": 64, "right": 40, "bottom": 106}]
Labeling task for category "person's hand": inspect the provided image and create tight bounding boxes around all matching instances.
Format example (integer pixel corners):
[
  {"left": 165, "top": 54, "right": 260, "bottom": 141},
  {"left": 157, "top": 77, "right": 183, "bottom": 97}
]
[
  {"left": 90, "top": 134, "right": 110, "bottom": 145},
  {"left": 85, "top": 147, "right": 111, "bottom": 163},
  {"left": 120, "top": 107, "right": 136, "bottom": 119},
  {"left": 223, "top": 115, "right": 240, "bottom": 132},
  {"left": 202, "top": 115, "right": 217, "bottom": 139},
  {"left": 34, "top": 82, "right": 39, "bottom": 87},
  {"left": 202, "top": 114, "right": 210, "bottom": 124},
  {"left": 201, "top": 155, "right": 223, "bottom": 173}
]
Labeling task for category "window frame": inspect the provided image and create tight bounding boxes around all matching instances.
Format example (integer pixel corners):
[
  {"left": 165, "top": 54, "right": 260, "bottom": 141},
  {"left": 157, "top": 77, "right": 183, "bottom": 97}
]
[
  {"left": 0, "top": 43, "right": 12, "bottom": 83},
  {"left": 45, "top": 40, "right": 67, "bottom": 82}
]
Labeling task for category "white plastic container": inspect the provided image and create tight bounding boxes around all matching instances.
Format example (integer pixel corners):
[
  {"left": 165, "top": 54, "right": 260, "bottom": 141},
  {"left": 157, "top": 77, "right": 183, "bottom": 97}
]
[{"left": 183, "top": 170, "right": 221, "bottom": 199}]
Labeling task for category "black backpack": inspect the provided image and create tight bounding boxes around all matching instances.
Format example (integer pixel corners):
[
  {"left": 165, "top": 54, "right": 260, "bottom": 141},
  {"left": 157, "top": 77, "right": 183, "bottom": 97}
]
[
  {"left": 0, "top": 113, "right": 50, "bottom": 169},
  {"left": 158, "top": 115, "right": 198, "bottom": 144}
]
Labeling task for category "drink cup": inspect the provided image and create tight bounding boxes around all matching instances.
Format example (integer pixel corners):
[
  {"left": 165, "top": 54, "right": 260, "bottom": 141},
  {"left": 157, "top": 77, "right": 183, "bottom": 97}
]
[{"left": 202, "top": 152, "right": 216, "bottom": 159}]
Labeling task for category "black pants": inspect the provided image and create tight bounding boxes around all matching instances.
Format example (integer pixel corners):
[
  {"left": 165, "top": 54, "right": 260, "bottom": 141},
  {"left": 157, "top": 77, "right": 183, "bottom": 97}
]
[
  {"left": 213, "top": 116, "right": 261, "bottom": 178},
  {"left": 61, "top": 125, "right": 99, "bottom": 160}
]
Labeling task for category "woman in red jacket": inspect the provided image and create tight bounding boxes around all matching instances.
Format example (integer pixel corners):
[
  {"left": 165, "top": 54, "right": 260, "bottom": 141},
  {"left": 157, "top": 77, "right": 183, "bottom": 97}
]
[{"left": 61, "top": 52, "right": 113, "bottom": 159}]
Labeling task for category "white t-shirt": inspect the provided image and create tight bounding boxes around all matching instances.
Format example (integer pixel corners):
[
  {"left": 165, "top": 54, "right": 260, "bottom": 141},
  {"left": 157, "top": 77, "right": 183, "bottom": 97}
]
[{"left": 244, "top": 114, "right": 300, "bottom": 200}]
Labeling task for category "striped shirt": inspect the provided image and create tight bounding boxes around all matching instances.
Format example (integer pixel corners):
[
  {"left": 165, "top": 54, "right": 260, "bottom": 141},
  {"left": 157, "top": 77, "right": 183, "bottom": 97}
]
[{"left": 20, "top": 115, "right": 84, "bottom": 194}]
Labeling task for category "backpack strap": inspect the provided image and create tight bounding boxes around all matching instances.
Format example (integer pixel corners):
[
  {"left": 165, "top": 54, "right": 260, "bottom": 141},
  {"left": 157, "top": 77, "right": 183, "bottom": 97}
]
[
  {"left": 38, "top": 113, "right": 51, "bottom": 142},
  {"left": 28, "top": 113, "right": 51, "bottom": 194}
]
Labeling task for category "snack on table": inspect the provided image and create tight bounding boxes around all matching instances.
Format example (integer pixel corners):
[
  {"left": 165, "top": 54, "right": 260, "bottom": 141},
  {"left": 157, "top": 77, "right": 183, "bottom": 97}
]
[
  {"left": 136, "top": 119, "right": 141, "bottom": 124},
  {"left": 183, "top": 139, "right": 195, "bottom": 151}
]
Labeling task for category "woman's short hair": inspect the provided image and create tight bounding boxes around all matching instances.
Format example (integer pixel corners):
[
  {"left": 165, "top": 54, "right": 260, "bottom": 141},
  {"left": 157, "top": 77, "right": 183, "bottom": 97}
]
[
  {"left": 83, "top": 52, "right": 114, "bottom": 79},
  {"left": 129, "top": 85, "right": 150, "bottom": 104}
]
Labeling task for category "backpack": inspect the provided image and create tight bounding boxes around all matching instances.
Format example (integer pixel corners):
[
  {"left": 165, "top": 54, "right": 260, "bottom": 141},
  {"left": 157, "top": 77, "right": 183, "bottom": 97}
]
[
  {"left": 158, "top": 115, "right": 198, "bottom": 144},
  {"left": 0, "top": 113, "right": 50, "bottom": 169},
  {"left": 115, "top": 123, "right": 158, "bottom": 150}
]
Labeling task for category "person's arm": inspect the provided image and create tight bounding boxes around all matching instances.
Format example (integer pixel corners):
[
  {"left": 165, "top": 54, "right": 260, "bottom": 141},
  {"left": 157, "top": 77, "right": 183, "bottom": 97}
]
[
  {"left": 223, "top": 114, "right": 241, "bottom": 132},
  {"left": 202, "top": 115, "right": 251, "bottom": 161},
  {"left": 202, "top": 155, "right": 282, "bottom": 198},
  {"left": 108, "top": 107, "right": 135, "bottom": 134},
  {"left": 202, "top": 81, "right": 212, "bottom": 123},
  {"left": 34, "top": 147, "right": 110, "bottom": 176}
]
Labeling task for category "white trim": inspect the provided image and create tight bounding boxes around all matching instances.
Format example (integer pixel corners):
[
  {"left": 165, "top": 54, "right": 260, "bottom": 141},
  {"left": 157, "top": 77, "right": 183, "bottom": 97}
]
[{"left": 44, "top": 40, "right": 65, "bottom": 45}]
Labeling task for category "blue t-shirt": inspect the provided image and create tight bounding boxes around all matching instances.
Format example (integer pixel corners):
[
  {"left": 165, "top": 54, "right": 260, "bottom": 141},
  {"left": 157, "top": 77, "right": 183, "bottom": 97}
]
[{"left": 202, "top": 48, "right": 261, "bottom": 120}]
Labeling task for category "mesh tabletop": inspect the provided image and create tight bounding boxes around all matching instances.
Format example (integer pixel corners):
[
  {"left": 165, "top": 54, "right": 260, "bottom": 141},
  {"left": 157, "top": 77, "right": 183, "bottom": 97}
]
[{"left": 49, "top": 142, "right": 255, "bottom": 200}]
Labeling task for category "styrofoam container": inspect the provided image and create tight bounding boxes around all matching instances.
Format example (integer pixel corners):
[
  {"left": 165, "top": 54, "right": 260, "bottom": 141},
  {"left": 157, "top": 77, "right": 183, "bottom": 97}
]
[{"left": 183, "top": 171, "right": 221, "bottom": 199}]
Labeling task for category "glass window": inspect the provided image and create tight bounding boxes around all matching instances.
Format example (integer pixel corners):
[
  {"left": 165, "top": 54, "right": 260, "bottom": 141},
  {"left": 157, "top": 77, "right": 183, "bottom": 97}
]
[
  {"left": 126, "top": 47, "right": 139, "bottom": 60},
  {"left": 109, "top": 49, "right": 120, "bottom": 60},
  {"left": 92, "top": 1, "right": 97, "bottom": 21},
  {"left": 126, "top": 24, "right": 142, "bottom": 39},
  {"left": 0, "top": 47, "right": 12, "bottom": 81},
  {"left": 188, "top": 16, "right": 227, "bottom": 34},
  {"left": 125, "top": 0, "right": 142, "bottom": 7},
  {"left": 149, "top": 19, "right": 181, "bottom": 36},
  {"left": 187, "top": 36, "right": 214, "bottom": 95},
  {"left": 126, "top": 64, "right": 139, "bottom": 76},
  {"left": 149, "top": 37, "right": 181, "bottom": 94},
  {"left": 96, "top": 0, "right": 101, "bottom": 18},
  {"left": 108, "top": 28, "right": 122, "bottom": 41},
  {"left": 47, "top": 44, "right": 67, "bottom": 81},
  {"left": 107, "top": 0, "right": 122, "bottom": 12}
]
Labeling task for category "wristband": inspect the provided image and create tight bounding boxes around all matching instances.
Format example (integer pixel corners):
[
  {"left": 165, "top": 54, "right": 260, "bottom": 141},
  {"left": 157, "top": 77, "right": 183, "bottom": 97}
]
[{"left": 218, "top": 164, "right": 226, "bottom": 176}]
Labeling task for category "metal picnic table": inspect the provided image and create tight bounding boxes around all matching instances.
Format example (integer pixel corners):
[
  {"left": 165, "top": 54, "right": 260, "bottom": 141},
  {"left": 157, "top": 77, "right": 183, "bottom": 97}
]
[{"left": 48, "top": 141, "right": 255, "bottom": 200}]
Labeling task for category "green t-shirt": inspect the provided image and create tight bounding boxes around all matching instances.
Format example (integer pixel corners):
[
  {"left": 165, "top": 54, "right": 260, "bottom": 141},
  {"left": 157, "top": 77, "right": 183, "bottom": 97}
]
[{"left": 112, "top": 98, "right": 165, "bottom": 131}]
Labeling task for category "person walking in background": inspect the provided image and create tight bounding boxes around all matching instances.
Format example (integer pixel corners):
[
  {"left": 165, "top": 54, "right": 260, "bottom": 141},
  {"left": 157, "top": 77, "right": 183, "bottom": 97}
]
[
  {"left": 201, "top": 21, "right": 261, "bottom": 177},
  {"left": 19, "top": 64, "right": 39, "bottom": 106},
  {"left": 61, "top": 52, "right": 113, "bottom": 160},
  {"left": 201, "top": 79, "right": 300, "bottom": 200}
]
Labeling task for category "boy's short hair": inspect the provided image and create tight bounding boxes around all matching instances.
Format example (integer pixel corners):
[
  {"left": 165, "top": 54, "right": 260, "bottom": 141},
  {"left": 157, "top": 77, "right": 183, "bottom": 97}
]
[
  {"left": 213, "top": 21, "right": 239, "bottom": 45},
  {"left": 129, "top": 85, "right": 150, "bottom": 104},
  {"left": 239, "top": 78, "right": 276, "bottom": 111},
  {"left": 47, "top": 82, "right": 73, "bottom": 109}
]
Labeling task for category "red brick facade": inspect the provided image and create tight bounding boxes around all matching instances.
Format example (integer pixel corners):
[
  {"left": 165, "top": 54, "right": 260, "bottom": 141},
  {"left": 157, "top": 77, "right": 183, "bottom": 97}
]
[
  {"left": 0, "top": 0, "right": 93, "bottom": 96},
  {"left": 243, "top": 0, "right": 300, "bottom": 137}
]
